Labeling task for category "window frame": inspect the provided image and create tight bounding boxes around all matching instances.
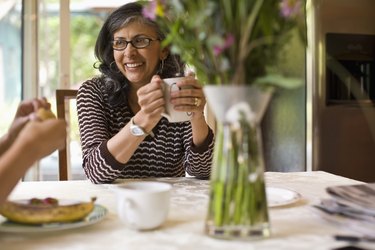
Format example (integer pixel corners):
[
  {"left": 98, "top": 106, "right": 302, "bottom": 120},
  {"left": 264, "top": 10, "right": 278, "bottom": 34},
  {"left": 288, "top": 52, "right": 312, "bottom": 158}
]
[{"left": 23, "top": 0, "right": 71, "bottom": 181}]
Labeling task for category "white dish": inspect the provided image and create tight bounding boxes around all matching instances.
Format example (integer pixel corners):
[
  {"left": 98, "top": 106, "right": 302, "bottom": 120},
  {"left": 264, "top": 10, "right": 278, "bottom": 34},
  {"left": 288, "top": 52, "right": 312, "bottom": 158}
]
[
  {"left": 0, "top": 204, "right": 107, "bottom": 233},
  {"left": 267, "top": 187, "right": 301, "bottom": 208}
]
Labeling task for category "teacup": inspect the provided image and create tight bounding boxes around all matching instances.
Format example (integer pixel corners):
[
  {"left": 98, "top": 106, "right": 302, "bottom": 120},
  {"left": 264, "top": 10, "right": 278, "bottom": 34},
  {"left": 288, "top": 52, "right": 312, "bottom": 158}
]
[
  {"left": 162, "top": 77, "right": 193, "bottom": 123},
  {"left": 114, "top": 181, "right": 172, "bottom": 230}
]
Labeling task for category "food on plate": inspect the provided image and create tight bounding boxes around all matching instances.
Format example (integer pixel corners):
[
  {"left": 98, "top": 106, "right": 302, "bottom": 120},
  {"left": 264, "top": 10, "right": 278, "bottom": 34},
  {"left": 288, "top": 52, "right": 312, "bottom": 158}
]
[
  {"left": 29, "top": 197, "right": 59, "bottom": 206},
  {"left": 0, "top": 197, "right": 96, "bottom": 224},
  {"left": 36, "top": 107, "right": 56, "bottom": 120}
]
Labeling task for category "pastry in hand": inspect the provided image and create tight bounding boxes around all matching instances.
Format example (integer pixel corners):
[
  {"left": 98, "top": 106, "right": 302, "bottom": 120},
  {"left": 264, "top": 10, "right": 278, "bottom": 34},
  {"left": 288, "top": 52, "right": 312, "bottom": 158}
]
[{"left": 36, "top": 108, "right": 56, "bottom": 120}]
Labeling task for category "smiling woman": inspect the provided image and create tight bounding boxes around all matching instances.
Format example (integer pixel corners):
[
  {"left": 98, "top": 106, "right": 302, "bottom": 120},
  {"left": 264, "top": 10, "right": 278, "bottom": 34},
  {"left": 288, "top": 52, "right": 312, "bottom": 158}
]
[{"left": 76, "top": 2, "right": 214, "bottom": 184}]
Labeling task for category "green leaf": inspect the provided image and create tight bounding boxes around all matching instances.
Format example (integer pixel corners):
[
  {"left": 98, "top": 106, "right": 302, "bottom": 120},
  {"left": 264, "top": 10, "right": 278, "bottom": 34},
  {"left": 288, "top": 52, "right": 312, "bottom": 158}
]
[{"left": 254, "top": 74, "right": 304, "bottom": 89}]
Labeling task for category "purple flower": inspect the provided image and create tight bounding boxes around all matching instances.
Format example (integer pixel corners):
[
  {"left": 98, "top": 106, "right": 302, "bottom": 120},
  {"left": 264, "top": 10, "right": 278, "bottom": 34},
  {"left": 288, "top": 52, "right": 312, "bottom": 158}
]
[
  {"left": 213, "top": 34, "right": 235, "bottom": 56},
  {"left": 142, "top": 1, "right": 157, "bottom": 20},
  {"left": 279, "top": 0, "right": 302, "bottom": 18},
  {"left": 142, "top": 0, "right": 165, "bottom": 21},
  {"left": 142, "top": 0, "right": 165, "bottom": 20}
]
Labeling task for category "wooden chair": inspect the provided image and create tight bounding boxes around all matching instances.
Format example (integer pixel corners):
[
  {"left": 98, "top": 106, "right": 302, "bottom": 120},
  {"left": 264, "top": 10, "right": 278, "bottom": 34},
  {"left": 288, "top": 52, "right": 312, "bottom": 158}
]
[{"left": 56, "top": 89, "right": 78, "bottom": 181}]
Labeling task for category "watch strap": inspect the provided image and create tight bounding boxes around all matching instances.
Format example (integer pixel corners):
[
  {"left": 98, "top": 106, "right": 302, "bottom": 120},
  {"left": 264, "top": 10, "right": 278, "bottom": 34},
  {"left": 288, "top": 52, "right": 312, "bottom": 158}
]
[{"left": 130, "top": 117, "right": 155, "bottom": 137}]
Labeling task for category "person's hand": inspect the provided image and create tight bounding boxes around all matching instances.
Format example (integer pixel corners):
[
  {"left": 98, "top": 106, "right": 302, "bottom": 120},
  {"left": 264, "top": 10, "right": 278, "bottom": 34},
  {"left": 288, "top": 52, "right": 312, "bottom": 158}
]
[
  {"left": 7, "top": 98, "right": 52, "bottom": 146},
  {"left": 135, "top": 75, "right": 165, "bottom": 131},
  {"left": 170, "top": 73, "right": 206, "bottom": 120},
  {"left": 15, "top": 119, "right": 67, "bottom": 160}
]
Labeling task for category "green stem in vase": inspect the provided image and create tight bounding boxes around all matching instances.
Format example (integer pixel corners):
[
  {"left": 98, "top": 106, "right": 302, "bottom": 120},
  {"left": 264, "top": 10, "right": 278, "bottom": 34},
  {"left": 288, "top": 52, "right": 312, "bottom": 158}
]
[
  {"left": 222, "top": 125, "right": 237, "bottom": 225},
  {"left": 233, "top": 118, "right": 249, "bottom": 225},
  {"left": 247, "top": 179, "right": 261, "bottom": 224},
  {"left": 247, "top": 125, "right": 269, "bottom": 225},
  {"left": 213, "top": 180, "right": 225, "bottom": 226},
  {"left": 208, "top": 113, "right": 269, "bottom": 228},
  {"left": 211, "top": 123, "right": 225, "bottom": 226}
]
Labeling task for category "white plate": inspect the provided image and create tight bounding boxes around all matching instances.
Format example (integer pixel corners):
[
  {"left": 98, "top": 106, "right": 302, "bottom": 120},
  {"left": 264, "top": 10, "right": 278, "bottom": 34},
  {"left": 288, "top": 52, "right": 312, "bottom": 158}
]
[
  {"left": 267, "top": 187, "right": 301, "bottom": 208},
  {"left": 0, "top": 204, "right": 107, "bottom": 233}
]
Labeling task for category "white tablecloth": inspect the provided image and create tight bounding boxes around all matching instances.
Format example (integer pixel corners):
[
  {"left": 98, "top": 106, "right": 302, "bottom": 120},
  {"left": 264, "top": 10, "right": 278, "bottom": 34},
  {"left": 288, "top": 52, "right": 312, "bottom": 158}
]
[{"left": 1, "top": 171, "right": 373, "bottom": 250}]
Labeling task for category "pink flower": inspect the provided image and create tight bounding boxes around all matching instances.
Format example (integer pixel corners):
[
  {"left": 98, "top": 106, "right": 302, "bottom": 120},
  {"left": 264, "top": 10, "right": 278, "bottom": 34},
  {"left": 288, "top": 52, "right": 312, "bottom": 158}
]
[
  {"left": 279, "top": 0, "right": 302, "bottom": 18},
  {"left": 213, "top": 34, "right": 235, "bottom": 56},
  {"left": 142, "top": 0, "right": 165, "bottom": 21}
]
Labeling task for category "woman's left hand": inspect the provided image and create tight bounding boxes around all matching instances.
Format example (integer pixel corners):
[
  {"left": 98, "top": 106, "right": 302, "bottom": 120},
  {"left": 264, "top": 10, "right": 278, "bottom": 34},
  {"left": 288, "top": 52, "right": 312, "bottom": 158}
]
[{"left": 169, "top": 75, "right": 206, "bottom": 119}]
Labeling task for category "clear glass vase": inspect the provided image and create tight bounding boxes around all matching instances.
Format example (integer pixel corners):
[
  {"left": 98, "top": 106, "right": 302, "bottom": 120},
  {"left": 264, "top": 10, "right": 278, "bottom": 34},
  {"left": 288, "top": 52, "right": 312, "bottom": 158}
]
[{"left": 203, "top": 85, "right": 272, "bottom": 240}]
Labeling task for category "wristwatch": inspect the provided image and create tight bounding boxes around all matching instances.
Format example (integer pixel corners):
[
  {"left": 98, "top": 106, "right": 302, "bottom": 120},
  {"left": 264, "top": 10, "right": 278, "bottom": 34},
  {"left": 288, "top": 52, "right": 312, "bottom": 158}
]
[
  {"left": 130, "top": 117, "right": 148, "bottom": 137},
  {"left": 130, "top": 117, "right": 156, "bottom": 137}
]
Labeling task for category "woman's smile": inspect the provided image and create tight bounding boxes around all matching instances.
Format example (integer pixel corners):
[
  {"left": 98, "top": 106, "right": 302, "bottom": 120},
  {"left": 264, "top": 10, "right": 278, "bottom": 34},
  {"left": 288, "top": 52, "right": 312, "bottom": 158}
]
[{"left": 125, "top": 62, "right": 143, "bottom": 69}]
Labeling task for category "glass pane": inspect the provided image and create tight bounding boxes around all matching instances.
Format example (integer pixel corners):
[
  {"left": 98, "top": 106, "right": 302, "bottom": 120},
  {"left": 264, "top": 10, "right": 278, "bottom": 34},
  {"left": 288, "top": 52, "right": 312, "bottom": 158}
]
[
  {"left": 38, "top": 0, "right": 63, "bottom": 180},
  {"left": 0, "top": 0, "right": 22, "bottom": 135},
  {"left": 38, "top": 1, "right": 120, "bottom": 180}
]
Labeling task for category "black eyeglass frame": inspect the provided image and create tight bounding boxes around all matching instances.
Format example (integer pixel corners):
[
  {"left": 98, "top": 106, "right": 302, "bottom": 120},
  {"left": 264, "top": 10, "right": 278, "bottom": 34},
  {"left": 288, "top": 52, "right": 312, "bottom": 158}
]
[{"left": 112, "top": 37, "right": 160, "bottom": 51}]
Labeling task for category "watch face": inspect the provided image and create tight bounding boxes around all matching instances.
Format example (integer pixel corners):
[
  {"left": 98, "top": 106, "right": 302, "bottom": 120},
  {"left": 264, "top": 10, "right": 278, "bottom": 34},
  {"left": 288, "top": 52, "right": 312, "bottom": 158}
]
[{"left": 131, "top": 125, "right": 145, "bottom": 136}]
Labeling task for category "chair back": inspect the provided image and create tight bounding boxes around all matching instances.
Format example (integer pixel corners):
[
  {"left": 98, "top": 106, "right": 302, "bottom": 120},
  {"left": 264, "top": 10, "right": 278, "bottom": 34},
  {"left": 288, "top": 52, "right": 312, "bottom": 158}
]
[{"left": 56, "top": 89, "right": 78, "bottom": 181}]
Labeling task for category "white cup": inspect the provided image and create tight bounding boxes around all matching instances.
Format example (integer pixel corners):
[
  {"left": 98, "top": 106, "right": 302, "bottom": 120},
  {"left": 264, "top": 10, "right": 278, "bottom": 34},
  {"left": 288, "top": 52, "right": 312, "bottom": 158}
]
[
  {"left": 114, "top": 181, "right": 172, "bottom": 230},
  {"left": 162, "top": 77, "right": 193, "bottom": 123}
]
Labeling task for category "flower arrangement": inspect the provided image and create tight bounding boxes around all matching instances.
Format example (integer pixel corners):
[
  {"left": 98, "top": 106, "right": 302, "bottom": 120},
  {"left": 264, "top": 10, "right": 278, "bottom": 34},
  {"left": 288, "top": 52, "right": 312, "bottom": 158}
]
[
  {"left": 142, "top": 0, "right": 306, "bottom": 87},
  {"left": 142, "top": 0, "right": 306, "bottom": 239}
]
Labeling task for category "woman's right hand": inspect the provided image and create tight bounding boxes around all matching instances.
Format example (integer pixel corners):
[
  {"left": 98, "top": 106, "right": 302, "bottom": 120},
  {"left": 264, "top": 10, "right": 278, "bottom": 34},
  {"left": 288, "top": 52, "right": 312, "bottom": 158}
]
[{"left": 135, "top": 75, "right": 165, "bottom": 132}]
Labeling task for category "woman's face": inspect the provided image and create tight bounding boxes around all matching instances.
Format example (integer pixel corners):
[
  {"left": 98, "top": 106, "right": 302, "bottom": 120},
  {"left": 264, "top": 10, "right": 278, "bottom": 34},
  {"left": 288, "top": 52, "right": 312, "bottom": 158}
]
[{"left": 113, "top": 22, "right": 167, "bottom": 87}]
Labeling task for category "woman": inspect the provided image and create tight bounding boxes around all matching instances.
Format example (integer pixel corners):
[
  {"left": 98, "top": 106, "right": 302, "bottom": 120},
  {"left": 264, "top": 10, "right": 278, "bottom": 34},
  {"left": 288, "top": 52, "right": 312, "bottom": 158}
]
[
  {"left": 0, "top": 98, "right": 66, "bottom": 205},
  {"left": 77, "top": 2, "right": 214, "bottom": 184}
]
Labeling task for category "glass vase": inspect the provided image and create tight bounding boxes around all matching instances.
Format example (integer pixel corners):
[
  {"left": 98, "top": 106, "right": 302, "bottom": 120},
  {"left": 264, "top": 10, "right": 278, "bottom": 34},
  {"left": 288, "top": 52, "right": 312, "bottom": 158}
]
[{"left": 203, "top": 85, "right": 272, "bottom": 240}]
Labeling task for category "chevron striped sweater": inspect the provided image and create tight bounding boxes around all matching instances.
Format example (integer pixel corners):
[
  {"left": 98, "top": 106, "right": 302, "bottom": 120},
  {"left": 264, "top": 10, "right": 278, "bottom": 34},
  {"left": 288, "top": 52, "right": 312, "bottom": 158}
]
[{"left": 76, "top": 78, "right": 214, "bottom": 184}]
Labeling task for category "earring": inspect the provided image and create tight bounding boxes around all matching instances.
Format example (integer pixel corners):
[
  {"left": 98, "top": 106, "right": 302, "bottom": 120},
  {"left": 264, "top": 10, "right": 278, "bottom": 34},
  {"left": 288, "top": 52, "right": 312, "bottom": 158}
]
[
  {"left": 109, "top": 61, "right": 120, "bottom": 73},
  {"left": 157, "top": 59, "right": 165, "bottom": 75}
]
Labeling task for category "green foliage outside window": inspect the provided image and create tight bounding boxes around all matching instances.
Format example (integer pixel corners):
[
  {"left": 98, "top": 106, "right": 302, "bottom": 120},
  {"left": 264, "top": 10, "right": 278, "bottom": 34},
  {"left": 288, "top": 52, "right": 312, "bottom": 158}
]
[{"left": 38, "top": 6, "right": 105, "bottom": 143}]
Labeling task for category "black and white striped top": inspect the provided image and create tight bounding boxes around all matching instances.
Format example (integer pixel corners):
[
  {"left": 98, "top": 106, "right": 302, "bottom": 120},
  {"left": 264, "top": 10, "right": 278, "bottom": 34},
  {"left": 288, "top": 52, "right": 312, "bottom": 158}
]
[{"left": 77, "top": 78, "right": 214, "bottom": 184}]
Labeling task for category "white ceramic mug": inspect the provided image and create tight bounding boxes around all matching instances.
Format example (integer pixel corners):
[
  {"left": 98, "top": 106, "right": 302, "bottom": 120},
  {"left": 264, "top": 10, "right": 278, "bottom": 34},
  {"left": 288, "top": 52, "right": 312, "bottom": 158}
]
[
  {"left": 114, "top": 181, "right": 172, "bottom": 230},
  {"left": 162, "top": 77, "right": 193, "bottom": 123}
]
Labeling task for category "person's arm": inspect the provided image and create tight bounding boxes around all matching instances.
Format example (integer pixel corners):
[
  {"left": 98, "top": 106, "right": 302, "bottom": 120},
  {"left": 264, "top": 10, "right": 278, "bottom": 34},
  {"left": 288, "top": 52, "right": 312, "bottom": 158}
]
[
  {"left": 0, "top": 119, "right": 66, "bottom": 205},
  {"left": 0, "top": 134, "right": 12, "bottom": 157},
  {"left": 107, "top": 75, "right": 165, "bottom": 163},
  {"left": 77, "top": 79, "right": 127, "bottom": 184},
  {"left": 167, "top": 75, "right": 214, "bottom": 178},
  {"left": 0, "top": 133, "right": 38, "bottom": 205},
  {"left": 184, "top": 124, "right": 214, "bottom": 179},
  {"left": 170, "top": 74, "right": 210, "bottom": 146},
  {"left": 78, "top": 78, "right": 165, "bottom": 184},
  {"left": 190, "top": 113, "right": 210, "bottom": 146}
]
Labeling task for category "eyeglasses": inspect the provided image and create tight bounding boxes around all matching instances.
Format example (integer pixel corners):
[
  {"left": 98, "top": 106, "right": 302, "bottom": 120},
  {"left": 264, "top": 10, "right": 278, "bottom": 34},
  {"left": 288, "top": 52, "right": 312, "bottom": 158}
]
[{"left": 112, "top": 37, "right": 160, "bottom": 51}]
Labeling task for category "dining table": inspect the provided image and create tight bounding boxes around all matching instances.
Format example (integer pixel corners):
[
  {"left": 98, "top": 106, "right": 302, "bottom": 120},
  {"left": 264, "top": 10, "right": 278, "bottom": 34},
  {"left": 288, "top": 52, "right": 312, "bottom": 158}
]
[{"left": 0, "top": 171, "right": 374, "bottom": 250}]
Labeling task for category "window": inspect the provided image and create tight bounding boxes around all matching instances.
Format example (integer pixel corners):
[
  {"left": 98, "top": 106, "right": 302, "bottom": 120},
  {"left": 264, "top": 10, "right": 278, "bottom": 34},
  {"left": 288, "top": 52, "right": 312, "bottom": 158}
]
[
  {"left": 38, "top": 0, "right": 124, "bottom": 180},
  {"left": 37, "top": 0, "right": 106, "bottom": 180},
  {"left": 0, "top": 0, "right": 22, "bottom": 135}
]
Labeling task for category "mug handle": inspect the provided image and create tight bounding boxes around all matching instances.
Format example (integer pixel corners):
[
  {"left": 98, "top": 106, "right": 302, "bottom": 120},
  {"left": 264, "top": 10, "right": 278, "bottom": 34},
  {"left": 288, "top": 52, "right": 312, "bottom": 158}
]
[
  {"left": 161, "top": 82, "right": 192, "bottom": 121},
  {"left": 161, "top": 82, "right": 178, "bottom": 119},
  {"left": 119, "top": 198, "right": 137, "bottom": 228}
]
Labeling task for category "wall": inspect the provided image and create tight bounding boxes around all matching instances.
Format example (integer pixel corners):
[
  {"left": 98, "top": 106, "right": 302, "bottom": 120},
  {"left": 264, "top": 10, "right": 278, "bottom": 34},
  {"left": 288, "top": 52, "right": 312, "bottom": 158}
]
[{"left": 310, "top": 0, "right": 375, "bottom": 181}]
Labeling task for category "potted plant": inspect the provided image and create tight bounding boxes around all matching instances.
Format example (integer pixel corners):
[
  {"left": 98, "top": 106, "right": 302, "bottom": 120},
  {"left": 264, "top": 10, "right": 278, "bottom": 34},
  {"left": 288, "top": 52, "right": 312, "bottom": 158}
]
[{"left": 142, "top": 0, "right": 306, "bottom": 240}]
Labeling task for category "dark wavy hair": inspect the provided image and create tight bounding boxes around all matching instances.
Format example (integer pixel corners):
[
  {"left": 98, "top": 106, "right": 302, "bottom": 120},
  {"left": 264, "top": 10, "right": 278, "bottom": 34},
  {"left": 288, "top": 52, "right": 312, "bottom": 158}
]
[{"left": 94, "top": 2, "right": 185, "bottom": 106}]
